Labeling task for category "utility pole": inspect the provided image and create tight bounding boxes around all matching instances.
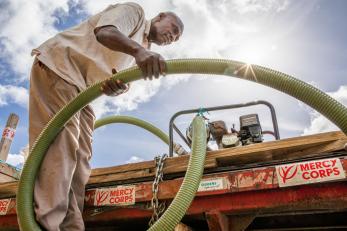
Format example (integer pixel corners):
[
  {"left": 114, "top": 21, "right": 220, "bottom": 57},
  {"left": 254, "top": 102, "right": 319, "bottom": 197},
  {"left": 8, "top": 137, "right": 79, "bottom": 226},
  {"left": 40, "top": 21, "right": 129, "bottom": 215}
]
[{"left": 0, "top": 113, "right": 19, "bottom": 162}]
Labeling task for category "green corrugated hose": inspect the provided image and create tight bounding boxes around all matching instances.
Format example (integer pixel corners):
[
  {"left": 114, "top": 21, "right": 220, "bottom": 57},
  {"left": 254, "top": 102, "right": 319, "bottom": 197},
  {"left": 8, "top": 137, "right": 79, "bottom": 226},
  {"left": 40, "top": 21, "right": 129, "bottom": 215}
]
[
  {"left": 17, "top": 59, "right": 347, "bottom": 231},
  {"left": 94, "top": 115, "right": 206, "bottom": 231},
  {"left": 94, "top": 115, "right": 187, "bottom": 156},
  {"left": 94, "top": 115, "right": 170, "bottom": 144},
  {"left": 148, "top": 116, "right": 206, "bottom": 231}
]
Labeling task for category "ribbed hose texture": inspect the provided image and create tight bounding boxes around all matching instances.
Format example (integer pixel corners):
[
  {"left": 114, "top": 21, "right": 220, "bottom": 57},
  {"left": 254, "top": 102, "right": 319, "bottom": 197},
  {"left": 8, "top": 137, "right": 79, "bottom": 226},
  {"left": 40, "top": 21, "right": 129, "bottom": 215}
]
[
  {"left": 94, "top": 115, "right": 170, "bottom": 145},
  {"left": 17, "top": 59, "right": 347, "bottom": 231},
  {"left": 148, "top": 116, "right": 207, "bottom": 231}
]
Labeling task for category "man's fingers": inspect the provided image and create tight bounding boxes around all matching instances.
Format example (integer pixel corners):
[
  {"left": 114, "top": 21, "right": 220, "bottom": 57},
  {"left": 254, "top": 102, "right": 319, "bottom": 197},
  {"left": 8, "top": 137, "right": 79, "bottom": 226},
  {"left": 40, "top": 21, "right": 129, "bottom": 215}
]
[
  {"left": 141, "top": 64, "right": 148, "bottom": 80},
  {"left": 107, "top": 80, "right": 120, "bottom": 93},
  {"left": 153, "top": 58, "right": 160, "bottom": 79},
  {"left": 116, "top": 79, "right": 128, "bottom": 90},
  {"left": 101, "top": 82, "right": 113, "bottom": 96},
  {"left": 101, "top": 79, "right": 129, "bottom": 96},
  {"left": 135, "top": 51, "right": 167, "bottom": 80},
  {"left": 159, "top": 56, "right": 166, "bottom": 76},
  {"left": 147, "top": 62, "right": 153, "bottom": 80}
]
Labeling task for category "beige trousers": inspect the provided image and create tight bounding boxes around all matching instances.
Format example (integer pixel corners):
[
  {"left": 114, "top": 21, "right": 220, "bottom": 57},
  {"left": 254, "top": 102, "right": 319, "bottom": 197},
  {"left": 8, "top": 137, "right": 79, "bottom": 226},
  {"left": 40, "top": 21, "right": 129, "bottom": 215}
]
[{"left": 28, "top": 59, "right": 95, "bottom": 231}]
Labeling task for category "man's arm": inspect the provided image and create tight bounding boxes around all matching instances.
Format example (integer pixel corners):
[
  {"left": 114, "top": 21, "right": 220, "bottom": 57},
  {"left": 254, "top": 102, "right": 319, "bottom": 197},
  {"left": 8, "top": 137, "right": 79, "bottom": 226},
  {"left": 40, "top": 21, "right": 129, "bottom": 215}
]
[{"left": 95, "top": 26, "right": 166, "bottom": 79}]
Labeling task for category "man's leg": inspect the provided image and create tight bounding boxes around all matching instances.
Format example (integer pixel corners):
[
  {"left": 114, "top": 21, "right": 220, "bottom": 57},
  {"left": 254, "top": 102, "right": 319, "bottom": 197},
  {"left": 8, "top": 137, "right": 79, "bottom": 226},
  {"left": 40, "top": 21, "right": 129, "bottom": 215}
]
[
  {"left": 60, "top": 106, "right": 94, "bottom": 231},
  {"left": 29, "top": 60, "right": 81, "bottom": 231}
]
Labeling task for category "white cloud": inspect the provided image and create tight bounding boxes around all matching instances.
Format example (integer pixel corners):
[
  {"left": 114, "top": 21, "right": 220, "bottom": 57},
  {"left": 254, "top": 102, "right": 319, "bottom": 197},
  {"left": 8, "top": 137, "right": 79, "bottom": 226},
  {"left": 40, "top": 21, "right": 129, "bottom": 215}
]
[
  {"left": 303, "top": 86, "right": 347, "bottom": 135},
  {"left": 125, "top": 155, "right": 144, "bottom": 164},
  {"left": 6, "top": 144, "right": 29, "bottom": 168},
  {"left": 0, "top": 0, "right": 294, "bottom": 117},
  {"left": 230, "top": 0, "right": 289, "bottom": 14},
  {"left": 6, "top": 154, "right": 24, "bottom": 167},
  {"left": 90, "top": 79, "right": 161, "bottom": 118},
  {"left": 0, "top": 0, "right": 71, "bottom": 81},
  {"left": 0, "top": 84, "right": 28, "bottom": 108},
  {"left": 81, "top": 0, "right": 293, "bottom": 117}
]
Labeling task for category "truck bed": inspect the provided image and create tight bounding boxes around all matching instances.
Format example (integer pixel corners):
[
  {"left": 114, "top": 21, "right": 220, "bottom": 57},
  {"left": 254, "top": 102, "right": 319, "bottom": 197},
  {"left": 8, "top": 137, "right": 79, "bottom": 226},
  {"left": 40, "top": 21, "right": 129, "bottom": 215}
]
[{"left": 0, "top": 131, "right": 346, "bottom": 230}]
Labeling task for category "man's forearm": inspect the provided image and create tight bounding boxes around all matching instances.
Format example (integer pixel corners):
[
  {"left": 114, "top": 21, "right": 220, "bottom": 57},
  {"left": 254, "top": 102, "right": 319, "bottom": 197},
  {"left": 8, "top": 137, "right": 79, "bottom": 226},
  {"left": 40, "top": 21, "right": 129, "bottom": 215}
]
[
  {"left": 95, "top": 26, "right": 145, "bottom": 56},
  {"left": 95, "top": 25, "right": 166, "bottom": 80}
]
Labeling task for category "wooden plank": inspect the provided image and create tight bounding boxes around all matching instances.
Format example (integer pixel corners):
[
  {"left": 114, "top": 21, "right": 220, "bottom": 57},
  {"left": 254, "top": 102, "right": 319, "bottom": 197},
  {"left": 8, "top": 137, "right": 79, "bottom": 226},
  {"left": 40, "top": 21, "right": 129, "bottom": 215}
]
[
  {"left": 0, "top": 182, "right": 17, "bottom": 199},
  {"left": 163, "top": 157, "right": 217, "bottom": 174},
  {"left": 91, "top": 131, "right": 347, "bottom": 182},
  {"left": 2, "top": 158, "right": 347, "bottom": 216},
  {"left": 0, "top": 163, "right": 20, "bottom": 182},
  {"left": 0, "top": 131, "right": 346, "bottom": 198},
  {"left": 214, "top": 131, "right": 347, "bottom": 166},
  {"left": 88, "top": 169, "right": 154, "bottom": 185},
  {"left": 91, "top": 160, "right": 155, "bottom": 177},
  {"left": 90, "top": 132, "right": 346, "bottom": 179}
]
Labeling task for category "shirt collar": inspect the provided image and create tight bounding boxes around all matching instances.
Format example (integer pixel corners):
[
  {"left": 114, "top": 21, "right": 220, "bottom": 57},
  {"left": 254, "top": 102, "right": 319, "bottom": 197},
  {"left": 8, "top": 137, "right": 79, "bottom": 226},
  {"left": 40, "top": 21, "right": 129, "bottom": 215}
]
[{"left": 143, "top": 19, "right": 152, "bottom": 49}]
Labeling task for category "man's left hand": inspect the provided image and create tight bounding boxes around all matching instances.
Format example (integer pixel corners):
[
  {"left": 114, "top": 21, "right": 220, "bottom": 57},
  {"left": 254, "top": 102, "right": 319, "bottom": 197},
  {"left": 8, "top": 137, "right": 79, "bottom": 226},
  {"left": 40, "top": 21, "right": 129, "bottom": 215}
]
[{"left": 101, "top": 68, "right": 129, "bottom": 96}]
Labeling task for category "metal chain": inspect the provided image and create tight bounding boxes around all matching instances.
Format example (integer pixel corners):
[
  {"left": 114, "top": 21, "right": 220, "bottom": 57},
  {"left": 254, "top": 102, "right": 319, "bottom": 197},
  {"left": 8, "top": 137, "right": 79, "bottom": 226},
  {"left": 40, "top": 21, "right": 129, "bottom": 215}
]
[{"left": 149, "top": 153, "right": 168, "bottom": 227}]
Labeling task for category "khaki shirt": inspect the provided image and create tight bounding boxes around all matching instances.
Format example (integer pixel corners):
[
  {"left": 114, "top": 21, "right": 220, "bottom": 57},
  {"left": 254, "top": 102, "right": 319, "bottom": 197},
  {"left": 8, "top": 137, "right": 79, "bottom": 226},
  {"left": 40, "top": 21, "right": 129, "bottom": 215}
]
[{"left": 32, "top": 2, "right": 151, "bottom": 91}]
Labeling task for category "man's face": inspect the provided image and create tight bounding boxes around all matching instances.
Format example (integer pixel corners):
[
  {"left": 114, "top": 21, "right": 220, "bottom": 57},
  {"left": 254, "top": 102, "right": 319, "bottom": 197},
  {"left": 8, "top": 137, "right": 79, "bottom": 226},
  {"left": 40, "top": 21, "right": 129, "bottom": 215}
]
[{"left": 150, "top": 14, "right": 183, "bottom": 46}]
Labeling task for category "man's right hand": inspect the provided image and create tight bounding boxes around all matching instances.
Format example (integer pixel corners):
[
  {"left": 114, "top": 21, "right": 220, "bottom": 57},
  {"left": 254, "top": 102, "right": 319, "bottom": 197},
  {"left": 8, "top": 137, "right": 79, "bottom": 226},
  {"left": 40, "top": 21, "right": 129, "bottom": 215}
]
[
  {"left": 95, "top": 26, "right": 167, "bottom": 80},
  {"left": 133, "top": 48, "right": 166, "bottom": 80}
]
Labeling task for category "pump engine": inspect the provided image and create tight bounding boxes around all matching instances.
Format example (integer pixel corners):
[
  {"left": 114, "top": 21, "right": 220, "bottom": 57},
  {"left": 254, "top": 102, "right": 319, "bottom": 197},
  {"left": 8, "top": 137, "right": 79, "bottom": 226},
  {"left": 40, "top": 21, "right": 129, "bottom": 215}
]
[{"left": 187, "top": 113, "right": 264, "bottom": 150}]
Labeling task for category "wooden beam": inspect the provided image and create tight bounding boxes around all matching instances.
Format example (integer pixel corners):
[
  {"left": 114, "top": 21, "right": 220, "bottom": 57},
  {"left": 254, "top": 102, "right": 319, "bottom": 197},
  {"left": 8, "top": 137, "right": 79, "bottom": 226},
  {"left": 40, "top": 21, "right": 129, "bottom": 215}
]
[
  {"left": 205, "top": 210, "right": 229, "bottom": 231},
  {"left": 213, "top": 131, "right": 347, "bottom": 166},
  {"left": 0, "top": 131, "right": 346, "bottom": 198},
  {"left": 0, "top": 114, "right": 19, "bottom": 161},
  {"left": 0, "top": 181, "right": 17, "bottom": 199},
  {"left": 0, "top": 163, "right": 20, "bottom": 183},
  {"left": 91, "top": 160, "right": 155, "bottom": 177}
]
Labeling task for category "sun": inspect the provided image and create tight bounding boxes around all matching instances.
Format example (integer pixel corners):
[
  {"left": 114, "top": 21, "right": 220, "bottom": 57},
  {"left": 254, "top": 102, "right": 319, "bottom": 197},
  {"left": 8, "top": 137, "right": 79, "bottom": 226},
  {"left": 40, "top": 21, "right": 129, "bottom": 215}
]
[{"left": 237, "top": 40, "right": 278, "bottom": 65}]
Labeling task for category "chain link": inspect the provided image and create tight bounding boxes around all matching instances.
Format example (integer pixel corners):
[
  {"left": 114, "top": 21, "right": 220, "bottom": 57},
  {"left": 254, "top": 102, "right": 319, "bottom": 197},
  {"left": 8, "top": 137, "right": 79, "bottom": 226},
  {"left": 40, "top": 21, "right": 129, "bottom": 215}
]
[{"left": 149, "top": 153, "right": 168, "bottom": 227}]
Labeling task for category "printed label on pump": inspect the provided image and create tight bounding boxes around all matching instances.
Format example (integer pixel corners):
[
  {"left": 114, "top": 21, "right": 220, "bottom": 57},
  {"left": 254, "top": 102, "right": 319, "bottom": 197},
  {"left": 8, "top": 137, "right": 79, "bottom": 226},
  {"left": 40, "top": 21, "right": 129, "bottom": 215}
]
[
  {"left": 198, "top": 178, "right": 226, "bottom": 192},
  {"left": 2, "top": 127, "right": 15, "bottom": 140},
  {"left": 94, "top": 185, "right": 135, "bottom": 206},
  {"left": 0, "top": 199, "right": 11, "bottom": 215},
  {"left": 276, "top": 158, "right": 345, "bottom": 187}
]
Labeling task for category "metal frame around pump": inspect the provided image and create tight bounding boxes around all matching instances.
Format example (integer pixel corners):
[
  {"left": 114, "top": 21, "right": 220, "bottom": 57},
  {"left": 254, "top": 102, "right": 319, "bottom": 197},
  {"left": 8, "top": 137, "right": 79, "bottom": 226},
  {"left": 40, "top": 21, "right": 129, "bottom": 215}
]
[{"left": 168, "top": 100, "right": 280, "bottom": 157}]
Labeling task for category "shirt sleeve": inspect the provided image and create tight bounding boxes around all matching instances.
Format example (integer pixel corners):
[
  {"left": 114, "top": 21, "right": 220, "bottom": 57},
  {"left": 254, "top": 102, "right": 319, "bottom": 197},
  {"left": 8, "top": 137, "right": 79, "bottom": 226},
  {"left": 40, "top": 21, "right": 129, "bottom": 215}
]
[{"left": 95, "top": 3, "right": 144, "bottom": 37}]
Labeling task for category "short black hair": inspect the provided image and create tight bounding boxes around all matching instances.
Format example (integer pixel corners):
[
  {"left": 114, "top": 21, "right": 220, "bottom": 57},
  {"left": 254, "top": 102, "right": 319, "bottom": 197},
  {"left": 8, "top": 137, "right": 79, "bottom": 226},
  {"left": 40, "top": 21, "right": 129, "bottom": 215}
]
[{"left": 164, "top": 12, "right": 184, "bottom": 33}]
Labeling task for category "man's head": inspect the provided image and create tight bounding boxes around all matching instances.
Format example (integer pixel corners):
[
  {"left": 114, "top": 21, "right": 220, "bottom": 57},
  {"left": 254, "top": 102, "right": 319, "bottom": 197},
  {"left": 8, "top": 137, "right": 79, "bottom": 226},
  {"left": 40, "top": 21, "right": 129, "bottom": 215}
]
[{"left": 149, "top": 12, "right": 184, "bottom": 46}]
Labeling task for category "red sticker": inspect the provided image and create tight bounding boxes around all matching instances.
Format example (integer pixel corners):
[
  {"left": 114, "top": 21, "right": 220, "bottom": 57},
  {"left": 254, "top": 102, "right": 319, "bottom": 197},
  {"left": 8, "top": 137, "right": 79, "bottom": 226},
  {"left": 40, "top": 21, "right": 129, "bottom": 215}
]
[
  {"left": 94, "top": 185, "right": 135, "bottom": 206},
  {"left": 2, "top": 127, "right": 16, "bottom": 140},
  {"left": 276, "top": 158, "right": 346, "bottom": 187},
  {"left": 0, "top": 199, "right": 11, "bottom": 215}
]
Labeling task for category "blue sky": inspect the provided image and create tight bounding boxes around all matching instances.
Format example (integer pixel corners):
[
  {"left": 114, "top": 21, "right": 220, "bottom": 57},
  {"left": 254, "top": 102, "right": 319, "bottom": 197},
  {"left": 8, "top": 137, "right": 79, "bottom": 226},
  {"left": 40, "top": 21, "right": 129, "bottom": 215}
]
[{"left": 0, "top": 0, "right": 346, "bottom": 168}]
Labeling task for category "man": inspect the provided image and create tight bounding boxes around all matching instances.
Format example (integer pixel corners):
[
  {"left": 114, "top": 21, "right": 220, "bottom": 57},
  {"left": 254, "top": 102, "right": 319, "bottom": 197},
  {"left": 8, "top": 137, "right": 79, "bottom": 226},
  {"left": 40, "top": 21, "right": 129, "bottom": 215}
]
[{"left": 29, "top": 2, "right": 183, "bottom": 230}]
